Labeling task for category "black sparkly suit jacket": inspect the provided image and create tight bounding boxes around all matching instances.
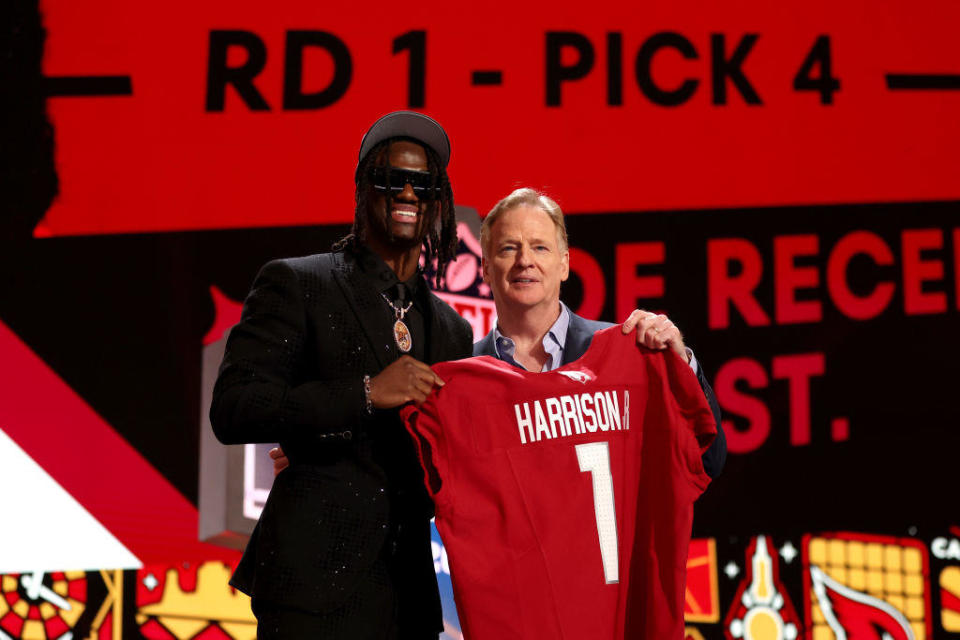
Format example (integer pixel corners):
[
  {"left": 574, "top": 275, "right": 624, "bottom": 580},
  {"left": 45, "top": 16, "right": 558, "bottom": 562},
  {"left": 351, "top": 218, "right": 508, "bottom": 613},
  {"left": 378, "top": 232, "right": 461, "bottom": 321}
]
[
  {"left": 473, "top": 310, "right": 727, "bottom": 478},
  {"left": 210, "top": 249, "right": 473, "bottom": 629}
]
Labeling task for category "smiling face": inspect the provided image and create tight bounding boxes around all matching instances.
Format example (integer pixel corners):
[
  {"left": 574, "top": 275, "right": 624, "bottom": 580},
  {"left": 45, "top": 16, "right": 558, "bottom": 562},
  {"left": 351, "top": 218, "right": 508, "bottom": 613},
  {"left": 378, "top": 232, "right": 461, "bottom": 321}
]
[
  {"left": 364, "top": 140, "right": 436, "bottom": 250},
  {"left": 482, "top": 205, "right": 570, "bottom": 314}
]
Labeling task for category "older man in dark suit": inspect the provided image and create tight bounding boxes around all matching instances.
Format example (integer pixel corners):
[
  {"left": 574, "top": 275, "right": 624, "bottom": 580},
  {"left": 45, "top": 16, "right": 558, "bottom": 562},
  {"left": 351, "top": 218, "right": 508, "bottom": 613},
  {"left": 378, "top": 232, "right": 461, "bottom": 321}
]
[
  {"left": 211, "top": 111, "right": 473, "bottom": 638},
  {"left": 473, "top": 188, "right": 726, "bottom": 477}
]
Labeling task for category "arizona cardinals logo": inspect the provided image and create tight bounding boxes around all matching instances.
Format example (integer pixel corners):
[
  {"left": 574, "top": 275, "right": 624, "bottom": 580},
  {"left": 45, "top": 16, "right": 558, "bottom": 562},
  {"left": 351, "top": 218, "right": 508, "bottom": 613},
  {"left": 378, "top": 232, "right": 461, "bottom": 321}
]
[
  {"left": 810, "top": 566, "right": 914, "bottom": 640},
  {"left": 557, "top": 370, "right": 593, "bottom": 384}
]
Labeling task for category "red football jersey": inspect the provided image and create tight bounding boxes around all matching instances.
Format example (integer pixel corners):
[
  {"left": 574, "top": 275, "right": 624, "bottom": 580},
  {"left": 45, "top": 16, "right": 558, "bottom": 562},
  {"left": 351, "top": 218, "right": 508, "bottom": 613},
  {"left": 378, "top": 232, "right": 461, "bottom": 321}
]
[{"left": 402, "top": 327, "right": 716, "bottom": 640}]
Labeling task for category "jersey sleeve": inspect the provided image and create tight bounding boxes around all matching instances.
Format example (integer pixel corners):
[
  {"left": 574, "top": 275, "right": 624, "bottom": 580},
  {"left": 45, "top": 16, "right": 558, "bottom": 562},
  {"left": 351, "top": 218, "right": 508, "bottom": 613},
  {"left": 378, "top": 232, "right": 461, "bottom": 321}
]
[
  {"left": 657, "top": 349, "right": 718, "bottom": 493},
  {"left": 400, "top": 374, "right": 455, "bottom": 512}
]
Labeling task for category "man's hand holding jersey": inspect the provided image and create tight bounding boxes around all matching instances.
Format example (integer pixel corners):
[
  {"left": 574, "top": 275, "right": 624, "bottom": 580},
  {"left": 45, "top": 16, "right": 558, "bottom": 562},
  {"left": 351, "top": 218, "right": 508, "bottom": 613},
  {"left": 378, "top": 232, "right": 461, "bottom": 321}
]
[
  {"left": 621, "top": 308, "right": 691, "bottom": 364},
  {"left": 368, "top": 355, "right": 445, "bottom": 408},
  {"left": 269, "top": 354, "right": 443, "bottom": 476}
]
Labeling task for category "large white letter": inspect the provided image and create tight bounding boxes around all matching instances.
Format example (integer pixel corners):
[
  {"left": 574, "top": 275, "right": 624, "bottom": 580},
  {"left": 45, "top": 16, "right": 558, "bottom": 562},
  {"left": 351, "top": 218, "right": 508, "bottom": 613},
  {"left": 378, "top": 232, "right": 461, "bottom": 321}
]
[
  {"left": 514, "top": 403, "right": 533, "bottom": 444},
  {"left": 545, "top": 397, "right": 564, "bottom": 438}
]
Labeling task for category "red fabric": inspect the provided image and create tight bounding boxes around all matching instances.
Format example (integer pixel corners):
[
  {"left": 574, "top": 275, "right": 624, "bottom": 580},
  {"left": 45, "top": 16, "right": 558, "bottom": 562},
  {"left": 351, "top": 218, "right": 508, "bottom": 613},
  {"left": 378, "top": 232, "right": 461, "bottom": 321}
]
[
  {"left": 402, "top": 327, "right": 716, "bottom": 639},
  {"left": 44, "top": 616, "right": 69, "bottom": 639}
]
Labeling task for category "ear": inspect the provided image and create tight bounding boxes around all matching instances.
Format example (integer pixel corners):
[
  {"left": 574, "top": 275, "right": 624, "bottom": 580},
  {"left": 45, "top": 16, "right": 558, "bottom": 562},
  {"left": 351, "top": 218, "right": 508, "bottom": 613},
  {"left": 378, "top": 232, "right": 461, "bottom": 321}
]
[
  {"left": 481, "top": 255, "right": 490, "bottom": 284},
  {"left": 560, "top": 249, "right": 570, "bottom": 282}
]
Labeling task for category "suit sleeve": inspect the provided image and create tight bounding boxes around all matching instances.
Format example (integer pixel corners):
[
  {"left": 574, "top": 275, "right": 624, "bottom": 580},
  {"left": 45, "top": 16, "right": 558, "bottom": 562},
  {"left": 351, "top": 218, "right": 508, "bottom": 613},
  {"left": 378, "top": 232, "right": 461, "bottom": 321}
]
[
  {"left": 693, "top": 362, "right": 727, "bottom": 479},
  {"left": 210, "top": 259, "right": 365, "bottom": 444}
]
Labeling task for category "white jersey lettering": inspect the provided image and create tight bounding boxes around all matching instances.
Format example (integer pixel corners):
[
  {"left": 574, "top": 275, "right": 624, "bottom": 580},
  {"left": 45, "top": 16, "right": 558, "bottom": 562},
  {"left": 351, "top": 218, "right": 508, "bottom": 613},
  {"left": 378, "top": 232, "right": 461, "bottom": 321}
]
[{"left": 512, "top": 389, "right": 630, "bottom": 444}]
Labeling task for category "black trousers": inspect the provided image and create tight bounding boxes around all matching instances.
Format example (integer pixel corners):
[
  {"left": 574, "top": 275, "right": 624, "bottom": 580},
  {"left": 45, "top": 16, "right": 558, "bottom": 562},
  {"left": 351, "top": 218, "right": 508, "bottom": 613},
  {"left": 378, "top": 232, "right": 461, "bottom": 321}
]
[
  {"left": 253, "top": 598, "right": 397, "bottom": 640},
  {"left": 251, "top": 557, "right": 438, "bottom": 640}
]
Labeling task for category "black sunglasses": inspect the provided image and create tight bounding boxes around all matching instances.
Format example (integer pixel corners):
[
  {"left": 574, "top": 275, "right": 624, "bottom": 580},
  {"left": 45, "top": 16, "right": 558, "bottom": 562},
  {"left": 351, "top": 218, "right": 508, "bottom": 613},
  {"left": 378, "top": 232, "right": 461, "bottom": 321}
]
[{"left": 369, "top": 167, "right": 440, "bottom": 200}]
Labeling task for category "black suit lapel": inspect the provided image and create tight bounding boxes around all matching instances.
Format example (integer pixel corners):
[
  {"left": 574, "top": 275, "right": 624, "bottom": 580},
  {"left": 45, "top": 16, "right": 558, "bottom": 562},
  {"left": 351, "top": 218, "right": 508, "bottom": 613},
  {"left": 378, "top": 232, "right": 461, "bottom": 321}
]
[
  {"left": 331, "top": 253, "right": 396, "bottom": 369},
  {"left": 426, "top": 294, "right": 453, "bottom": 364}
]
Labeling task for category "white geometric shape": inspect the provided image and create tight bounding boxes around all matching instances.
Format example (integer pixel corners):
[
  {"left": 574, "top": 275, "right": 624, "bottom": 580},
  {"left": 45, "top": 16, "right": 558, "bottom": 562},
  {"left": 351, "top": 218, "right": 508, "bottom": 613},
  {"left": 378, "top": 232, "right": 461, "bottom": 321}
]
[
  {"left": 780, "top": 541, "right": 798, "bottom": 564},
  {"left": 21, "top": 573, "right": 71, "bottom": 610},
  {"left": 729, "top": 618, "right": 744, "bottom": 638},
  {"left": 142, "top": 572, "right": 158, "bottom": 591},
  {"left": 0, "top": 427, "right": 141, "bottom": 572},
  {"left": 725, "top": 561, "right": 741, "bottom": 579},
  {"left": 25, "top": 570, "right": 42, "bottom": 599}
]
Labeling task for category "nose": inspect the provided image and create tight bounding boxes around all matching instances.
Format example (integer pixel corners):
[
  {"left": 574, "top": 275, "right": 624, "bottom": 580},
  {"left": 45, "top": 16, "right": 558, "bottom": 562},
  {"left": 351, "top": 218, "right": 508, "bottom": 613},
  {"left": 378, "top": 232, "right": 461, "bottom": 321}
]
[
  {"left": 516, "top": 244, "right": 534, "bottom": 266},
  {"left": 397, "top": 182, "right": 418, "bottom": 202}
]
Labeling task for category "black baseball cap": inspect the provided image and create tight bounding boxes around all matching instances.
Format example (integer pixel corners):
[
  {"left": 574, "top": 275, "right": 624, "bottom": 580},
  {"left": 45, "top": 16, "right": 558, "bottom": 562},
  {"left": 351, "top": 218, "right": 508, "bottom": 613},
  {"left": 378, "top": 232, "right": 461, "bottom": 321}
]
[{"left": 355, "top": 111, "right": 451, "bottom": 181}]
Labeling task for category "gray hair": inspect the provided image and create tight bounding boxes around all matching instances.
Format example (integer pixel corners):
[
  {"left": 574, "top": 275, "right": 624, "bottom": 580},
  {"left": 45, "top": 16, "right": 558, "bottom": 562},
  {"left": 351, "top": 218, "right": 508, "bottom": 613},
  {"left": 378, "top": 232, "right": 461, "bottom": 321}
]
[{"left": 480, "top": 188, "right": 568, "bottom": 255}]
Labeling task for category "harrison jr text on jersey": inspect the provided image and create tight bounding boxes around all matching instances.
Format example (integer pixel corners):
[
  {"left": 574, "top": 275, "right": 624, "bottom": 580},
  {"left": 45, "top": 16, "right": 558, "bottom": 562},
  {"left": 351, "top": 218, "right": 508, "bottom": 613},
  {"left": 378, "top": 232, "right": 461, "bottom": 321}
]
[{"left": 513, "top": 389, "right": 630, "bottom": 445}]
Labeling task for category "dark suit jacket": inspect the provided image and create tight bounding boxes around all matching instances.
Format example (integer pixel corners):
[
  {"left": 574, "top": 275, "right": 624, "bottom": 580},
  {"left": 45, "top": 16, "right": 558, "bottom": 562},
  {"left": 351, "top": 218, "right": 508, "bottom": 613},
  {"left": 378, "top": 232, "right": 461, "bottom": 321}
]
[
  {"left": 473, "top": 311, "right": 727, "bottom": 478},
  {"left": 210, "top": 250, "right": 473, "bottom": 631}
]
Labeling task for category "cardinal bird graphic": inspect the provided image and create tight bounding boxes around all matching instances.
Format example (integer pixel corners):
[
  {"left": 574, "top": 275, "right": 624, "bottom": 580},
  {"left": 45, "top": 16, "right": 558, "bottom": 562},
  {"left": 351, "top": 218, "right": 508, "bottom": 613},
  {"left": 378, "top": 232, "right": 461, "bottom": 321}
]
[
  {"left": 810, "top": 566, "right": 914, "bottom": 640},
  {"left": 557, "top": 370, "right": 593, "bottom": 384}
]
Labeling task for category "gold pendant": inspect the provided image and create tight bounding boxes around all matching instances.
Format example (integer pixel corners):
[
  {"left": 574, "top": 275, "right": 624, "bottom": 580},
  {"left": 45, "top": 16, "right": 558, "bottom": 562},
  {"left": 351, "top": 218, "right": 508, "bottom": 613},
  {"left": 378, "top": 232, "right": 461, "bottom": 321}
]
[{"left": 393, "top": 319, "right": 412, "bottom": 353}]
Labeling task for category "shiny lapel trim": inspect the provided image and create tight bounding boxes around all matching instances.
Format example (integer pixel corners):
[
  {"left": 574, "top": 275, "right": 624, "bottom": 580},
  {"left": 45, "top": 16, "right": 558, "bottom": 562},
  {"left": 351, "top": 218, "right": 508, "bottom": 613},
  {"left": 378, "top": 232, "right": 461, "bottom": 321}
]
[{"left": 331, "top": 252, "right": 395, "bottom": 369}]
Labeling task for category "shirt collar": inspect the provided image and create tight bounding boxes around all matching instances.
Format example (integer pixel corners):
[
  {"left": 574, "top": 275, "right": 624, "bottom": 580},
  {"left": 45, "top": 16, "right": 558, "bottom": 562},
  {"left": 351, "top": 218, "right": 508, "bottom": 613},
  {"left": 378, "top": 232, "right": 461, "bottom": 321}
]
[
  {"left": 493, "top": 302, "right": 570, "bottom": 372},
  {"left": 351, "top": 244, "right": 424, "bottom": 298}
]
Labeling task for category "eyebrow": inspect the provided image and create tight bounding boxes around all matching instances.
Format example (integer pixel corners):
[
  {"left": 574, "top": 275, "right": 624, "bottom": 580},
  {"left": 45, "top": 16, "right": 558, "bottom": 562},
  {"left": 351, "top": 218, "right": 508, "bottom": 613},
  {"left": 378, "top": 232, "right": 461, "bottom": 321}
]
[{"left": 497, "top": 236, "right": 552, "bottom": 248}]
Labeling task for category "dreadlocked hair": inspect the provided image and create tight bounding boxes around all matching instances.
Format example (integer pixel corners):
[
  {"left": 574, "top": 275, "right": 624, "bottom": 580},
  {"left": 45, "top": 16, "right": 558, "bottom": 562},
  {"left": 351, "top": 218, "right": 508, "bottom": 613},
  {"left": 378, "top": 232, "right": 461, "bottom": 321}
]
[{"left": 333, "top": 137, "right": 458, "bottom": 288}]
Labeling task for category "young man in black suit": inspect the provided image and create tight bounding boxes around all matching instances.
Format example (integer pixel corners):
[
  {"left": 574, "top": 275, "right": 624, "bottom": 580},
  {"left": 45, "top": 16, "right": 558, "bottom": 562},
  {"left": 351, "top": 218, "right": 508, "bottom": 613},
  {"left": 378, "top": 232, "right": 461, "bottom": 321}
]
[{"left": 211, "top": 111, "right": 473, "bottom": 639}]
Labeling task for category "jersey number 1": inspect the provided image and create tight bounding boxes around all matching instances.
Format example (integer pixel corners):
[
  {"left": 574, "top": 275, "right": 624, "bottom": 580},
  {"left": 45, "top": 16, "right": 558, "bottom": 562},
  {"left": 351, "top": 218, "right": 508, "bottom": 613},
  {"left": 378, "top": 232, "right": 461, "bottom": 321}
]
[{"left": 576, "top": 442, "right": 619, "bottom": 584}]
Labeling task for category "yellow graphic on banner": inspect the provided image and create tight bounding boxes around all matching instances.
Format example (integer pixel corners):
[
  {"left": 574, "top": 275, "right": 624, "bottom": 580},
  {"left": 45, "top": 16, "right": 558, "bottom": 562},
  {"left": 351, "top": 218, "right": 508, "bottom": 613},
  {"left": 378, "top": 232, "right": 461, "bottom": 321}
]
[
  {"left": 89, "top": 569, "right": 124, "bottom": 640},
  {"left": 685, "top": 627, "right": 707, "bottom": 640},
  {"left": 806, "top": 535, "right": 928, "bottom": 640},
  {"left": 941, "top": 566, "right": 960, "bottom": 632},
  {"left": 726, "top": 535, "right": 800, "bottom": 640},
  {"left": 685, "top": 538, "right": 720, "bottom": 623},
  {"left": 136, "top": 562, "right": 255, "bottom": 639}
]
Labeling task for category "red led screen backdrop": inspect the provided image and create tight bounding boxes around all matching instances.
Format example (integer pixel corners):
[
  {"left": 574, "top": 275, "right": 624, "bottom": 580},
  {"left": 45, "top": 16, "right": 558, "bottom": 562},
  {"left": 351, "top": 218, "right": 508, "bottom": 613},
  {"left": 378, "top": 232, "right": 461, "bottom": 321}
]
[{"left": 39, "top": 0, "right": 960, "bottom": 236}]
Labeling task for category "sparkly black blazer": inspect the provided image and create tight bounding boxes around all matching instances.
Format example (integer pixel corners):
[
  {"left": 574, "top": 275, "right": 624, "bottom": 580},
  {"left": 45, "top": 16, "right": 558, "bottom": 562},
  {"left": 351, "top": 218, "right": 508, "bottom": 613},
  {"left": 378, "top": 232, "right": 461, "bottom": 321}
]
[
  {"left": 211, "top": 249, "right": 472, "bottom": 624},
  {"left": 473, "top": 310, "right": 727, "bottom": 478}
]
